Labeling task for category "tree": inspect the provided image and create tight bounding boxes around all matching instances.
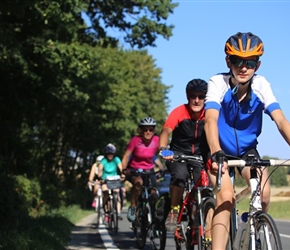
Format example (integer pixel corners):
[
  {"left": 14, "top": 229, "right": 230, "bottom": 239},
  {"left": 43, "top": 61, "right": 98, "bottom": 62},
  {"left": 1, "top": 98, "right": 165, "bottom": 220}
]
[
  {"left": 85, "top": 0, "right": 178, "bottom": 48},
  {"left": 0, "top": 0, "right": 172, "bottom": 207}
]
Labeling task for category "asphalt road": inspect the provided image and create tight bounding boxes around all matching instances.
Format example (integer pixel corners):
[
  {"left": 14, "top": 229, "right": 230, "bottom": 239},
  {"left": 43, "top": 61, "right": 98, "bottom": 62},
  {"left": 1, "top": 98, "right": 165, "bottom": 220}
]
[{"left": 67, "top": 209, "right": 290, "bottom": 250}]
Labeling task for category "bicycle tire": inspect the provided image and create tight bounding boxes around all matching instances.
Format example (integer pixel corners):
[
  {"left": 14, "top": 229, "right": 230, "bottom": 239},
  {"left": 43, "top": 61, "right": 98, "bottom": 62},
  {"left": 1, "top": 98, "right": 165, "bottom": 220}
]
[
  {"left": 96, "top": 196, "right": 101, "bottom": 226},
  {"left": 107, "top": 197, "right": 113, "bottom": 230},
  {"left": 251, "top": 211, "right": 282, "bottom": 250},
  {"left": 134, "top": 203, "right": 148, "bottom": 249},
  {"left": 111, "top": 192, "right": 118, "bottom": 232},
  {"left": 198, "top": 196, "right": 215, "bottom": 250},
  {"left": 226, "top": 205, "right": 237, "bottom": 250},
  {"left": 149, "top": 223, "right": 166, "bottom": 250}
]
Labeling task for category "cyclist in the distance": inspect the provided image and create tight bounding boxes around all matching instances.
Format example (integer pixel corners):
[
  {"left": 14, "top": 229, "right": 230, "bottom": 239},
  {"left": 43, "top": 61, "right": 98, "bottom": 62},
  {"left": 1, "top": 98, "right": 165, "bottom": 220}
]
[
  {"left": 88, "top": 155, "right": 104, "bottom": 208},
  {"left": 159, "top": 78, "right": 210, "bottom": 232},
  {"left": 204, "top": 32, "right": 290, "bottom": 250},
  {"left": 122, "top": 117, "right": 164, "bottom": 222},
  {"left": 98, "top": 143, "right": 124, "bottom": 220}
]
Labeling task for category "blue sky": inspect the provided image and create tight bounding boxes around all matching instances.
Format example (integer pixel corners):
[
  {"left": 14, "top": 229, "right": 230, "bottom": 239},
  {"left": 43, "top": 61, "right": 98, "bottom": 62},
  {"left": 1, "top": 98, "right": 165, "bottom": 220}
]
[{"left": 146, "top": 1, "right": 290, "bottom": 159}]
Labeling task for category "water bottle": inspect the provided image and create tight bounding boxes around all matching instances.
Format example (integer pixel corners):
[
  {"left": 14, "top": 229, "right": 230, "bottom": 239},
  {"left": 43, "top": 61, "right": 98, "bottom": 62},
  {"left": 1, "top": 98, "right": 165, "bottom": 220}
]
[{"left": 233, "top": 212, "right": 248, "bottom": 250}]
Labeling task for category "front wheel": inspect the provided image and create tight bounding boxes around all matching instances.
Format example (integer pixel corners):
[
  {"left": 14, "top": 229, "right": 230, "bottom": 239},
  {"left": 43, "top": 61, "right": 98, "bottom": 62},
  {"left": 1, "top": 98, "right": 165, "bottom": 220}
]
[
  {"left": 252, "top": 212, "right": 282, "bottom": 250},
  {"left": 111, "top": 192, "right": 118, "bottom": 232},
  {"left": 149, "top": 224, "right": 166, "bottom": 250},
  {"left": 134, "top": 203, "right": 148, "bottom": 249},
  {"left": 198, "top": 196, "right": 215, "bottom": 250}
]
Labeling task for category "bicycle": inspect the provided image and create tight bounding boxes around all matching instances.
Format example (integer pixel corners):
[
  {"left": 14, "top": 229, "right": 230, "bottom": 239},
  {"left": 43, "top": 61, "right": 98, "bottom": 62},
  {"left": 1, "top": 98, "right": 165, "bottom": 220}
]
[
  {"left": 127, "top": 168, "right": 167, "bottom": 250},
  {"left": 171, "top": 155, "right": 215, "bottom": 250},
  {"left": 101, "top": 175, "right": 122, "bottom": 232},
  {"left": 88, "top": 180, "right": 103, "bottom": 226},
  {"left": 216, "top": 154, "right": 290, "bottom": 250}
]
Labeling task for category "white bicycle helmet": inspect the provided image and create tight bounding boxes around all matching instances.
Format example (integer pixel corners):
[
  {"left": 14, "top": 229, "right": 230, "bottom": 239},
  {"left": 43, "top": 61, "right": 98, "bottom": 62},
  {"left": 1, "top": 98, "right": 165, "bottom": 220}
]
[
  {"left": 96, "top": 155, "right": 104, "bottom": 161},
  {"left": 139, "top": 117, "right": 157, "bottom": 127}
]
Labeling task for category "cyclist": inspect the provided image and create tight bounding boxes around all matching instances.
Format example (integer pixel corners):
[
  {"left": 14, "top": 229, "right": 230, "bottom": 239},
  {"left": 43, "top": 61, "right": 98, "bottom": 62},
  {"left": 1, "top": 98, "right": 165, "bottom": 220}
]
[
  {"left": 204, "top": 32, "right": 290, "bottom": 250},
  {"left": 159, "top": 78, "right": 210, "bottom": 232},
  {"left": 98, "top": 143, "right": 124, "bottom": 220},
  {"left": 122, "top": 117, "right": 164, "bottom": 222},
  {"left": 88, "top": 155, "right": 104, "bottom": 208}
]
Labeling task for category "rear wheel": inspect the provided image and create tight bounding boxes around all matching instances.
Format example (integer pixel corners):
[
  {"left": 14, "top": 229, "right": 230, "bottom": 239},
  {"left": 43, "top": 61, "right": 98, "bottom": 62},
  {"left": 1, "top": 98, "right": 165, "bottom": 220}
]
[
  {"left": 134, "top": 203, "right": 148, "bottom": 249},
  {"left": 252, "top": 212, "right": 282, "bottom": 250}
]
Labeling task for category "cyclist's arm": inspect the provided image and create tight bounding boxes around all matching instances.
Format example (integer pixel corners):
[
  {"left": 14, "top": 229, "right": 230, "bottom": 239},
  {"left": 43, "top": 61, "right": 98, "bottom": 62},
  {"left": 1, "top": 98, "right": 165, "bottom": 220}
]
[
  {"left": 88, "top": 163, "right": 97, "bottom": 183},
  {"left": 205, "top": 108, "right": 228, "bottom": 173},
  {"left": 154, "top": 157, "right": 164, "bottom": 171},
  {"left": 159, "top": 126, "right": 172, "bottom": 149},
  {"left": 121, "top": 148, "right": 132, "bottom": 170},
  {"left": 98, "top": 163, "right": 104, "bottom": 180},
  {"left": 204, "top": 108, "right": 221, "bottom": 154},
  {"left": 271, "top": 109, "right": 290, "bottom": 145}
]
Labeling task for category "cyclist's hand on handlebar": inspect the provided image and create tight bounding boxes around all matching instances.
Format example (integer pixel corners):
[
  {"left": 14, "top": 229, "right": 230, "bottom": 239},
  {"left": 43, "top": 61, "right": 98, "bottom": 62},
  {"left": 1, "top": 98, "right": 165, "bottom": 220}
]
[
  {"left": 122, "top": 168, "right": 130, "bottom": 176},
  {"left": 210, "top": 162, "right": 228, "bottom": 175},
  {"left": 208, "top": 150, "right": 228, "bottom": 174},
  {"left": 159, "top": 148, "right": 174, "bottom": 160},
  {"left": 88, "top": 181, "right": 93, "bottom": 191}
]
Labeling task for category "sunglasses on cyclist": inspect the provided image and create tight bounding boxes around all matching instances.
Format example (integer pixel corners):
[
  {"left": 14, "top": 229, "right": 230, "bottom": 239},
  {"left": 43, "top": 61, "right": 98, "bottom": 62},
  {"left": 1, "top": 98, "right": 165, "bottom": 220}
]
[
  {"left": 229, "top": 56, "right": 258, "bottom": 69},
  {"left": 189, "top": 94, "right": 206, "bottom": 100},
  {"left": 142, "top": 128, "right": 154, "bottom": 132}
]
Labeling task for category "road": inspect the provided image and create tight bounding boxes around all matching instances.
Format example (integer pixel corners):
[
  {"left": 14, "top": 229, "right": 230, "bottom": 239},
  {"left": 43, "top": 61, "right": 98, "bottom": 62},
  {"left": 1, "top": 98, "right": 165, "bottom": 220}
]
[{"left": 67, "top": 209, "right": 290, "bottom": 250}]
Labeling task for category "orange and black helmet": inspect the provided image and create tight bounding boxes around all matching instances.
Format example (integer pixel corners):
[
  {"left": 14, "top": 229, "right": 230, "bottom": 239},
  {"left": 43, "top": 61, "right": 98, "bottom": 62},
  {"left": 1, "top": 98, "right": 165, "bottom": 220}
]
[{"left": 225, "top": 32, "right": 264, "bottom": 58}]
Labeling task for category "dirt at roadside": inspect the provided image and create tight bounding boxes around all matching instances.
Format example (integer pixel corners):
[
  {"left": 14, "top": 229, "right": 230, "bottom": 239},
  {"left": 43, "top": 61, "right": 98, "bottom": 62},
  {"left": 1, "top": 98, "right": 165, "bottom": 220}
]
[{"left": 235, "top": 186, "right": 290, "bottom": 202}]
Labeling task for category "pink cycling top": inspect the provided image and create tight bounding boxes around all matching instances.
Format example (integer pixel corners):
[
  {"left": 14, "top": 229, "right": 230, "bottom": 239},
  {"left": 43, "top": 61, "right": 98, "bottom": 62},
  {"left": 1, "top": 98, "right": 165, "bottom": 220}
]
[{"left": 126, "top": 135, "right": 159, "bottom": 170}]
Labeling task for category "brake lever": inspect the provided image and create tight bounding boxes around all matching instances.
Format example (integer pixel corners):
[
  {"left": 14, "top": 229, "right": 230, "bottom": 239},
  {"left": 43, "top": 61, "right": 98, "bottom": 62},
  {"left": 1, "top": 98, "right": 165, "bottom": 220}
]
[{"left": 213, "top": 154, "right": 223, "bottom": 195}]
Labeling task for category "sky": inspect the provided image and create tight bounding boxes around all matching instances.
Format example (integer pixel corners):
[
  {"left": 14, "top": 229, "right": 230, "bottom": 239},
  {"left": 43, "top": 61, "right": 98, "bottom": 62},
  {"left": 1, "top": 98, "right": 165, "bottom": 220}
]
[{"left": 145, "top": 1, "right": 290, "bottom": 159}]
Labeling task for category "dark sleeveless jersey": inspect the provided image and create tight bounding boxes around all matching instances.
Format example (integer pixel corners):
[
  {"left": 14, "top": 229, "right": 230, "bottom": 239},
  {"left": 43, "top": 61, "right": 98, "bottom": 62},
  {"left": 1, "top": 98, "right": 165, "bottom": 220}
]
[{"left": 163, "top": 104, "right": 209, "bottom": 159}]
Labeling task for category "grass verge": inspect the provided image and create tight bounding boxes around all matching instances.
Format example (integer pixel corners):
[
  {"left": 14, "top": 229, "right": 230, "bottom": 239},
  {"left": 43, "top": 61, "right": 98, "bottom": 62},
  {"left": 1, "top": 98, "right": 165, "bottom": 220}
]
[
  {"left": 0, "top": 205, "right": 94, "bottom": 250},
  {"left": 236, "top": 199, "right": 290, "bottom": 219}
]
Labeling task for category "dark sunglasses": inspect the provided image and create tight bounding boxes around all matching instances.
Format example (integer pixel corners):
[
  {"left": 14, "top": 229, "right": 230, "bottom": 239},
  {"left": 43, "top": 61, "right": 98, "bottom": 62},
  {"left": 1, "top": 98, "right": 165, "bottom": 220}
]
[
  {"left": 189, "top": 94, "right": 206, "bottom": 100},
  {"left": 142, "top": 128, "right": 154, "bottom": 132},
  {"left": 229, "top": 56, "right": 258, "bottom": 69}
]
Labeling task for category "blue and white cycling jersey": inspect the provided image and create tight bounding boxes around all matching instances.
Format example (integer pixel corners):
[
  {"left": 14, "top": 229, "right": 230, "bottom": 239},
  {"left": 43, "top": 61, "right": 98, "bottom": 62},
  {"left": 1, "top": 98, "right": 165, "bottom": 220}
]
[{"left": 205, "top": 73, "right": 281, "bottom": 156}]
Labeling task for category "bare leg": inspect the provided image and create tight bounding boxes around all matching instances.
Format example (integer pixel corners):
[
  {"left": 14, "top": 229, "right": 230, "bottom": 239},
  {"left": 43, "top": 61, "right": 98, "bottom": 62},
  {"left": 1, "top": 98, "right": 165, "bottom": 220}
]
[
  {"left": 241, "top": 167, "right": 270, "bottom": 212},
  {"left": 208, "top": 170, "right": 235, "bottom": 250},
  {"left": 130, "top": 176, "right": 143, "bottom": 207},
  {"left": 170, "top": 185, "right": 184, "bottom": 207}
]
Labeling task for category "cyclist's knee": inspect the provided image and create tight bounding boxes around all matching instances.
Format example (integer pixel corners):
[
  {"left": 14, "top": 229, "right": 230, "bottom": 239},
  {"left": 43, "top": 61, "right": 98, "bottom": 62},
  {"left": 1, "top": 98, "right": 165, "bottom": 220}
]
[{"left": 216, "top": 188, "right": 235, "bottom": 207}]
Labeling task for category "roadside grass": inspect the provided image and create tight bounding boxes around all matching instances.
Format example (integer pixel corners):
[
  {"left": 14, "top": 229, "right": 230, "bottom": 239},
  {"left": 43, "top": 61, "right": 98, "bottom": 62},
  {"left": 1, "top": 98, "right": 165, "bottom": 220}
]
[
  {"left": 236, "top": 199, "right": 290, "bottom": 219},
  {"left": 0, "top": 205, "right": 94, "bottom": 250}
]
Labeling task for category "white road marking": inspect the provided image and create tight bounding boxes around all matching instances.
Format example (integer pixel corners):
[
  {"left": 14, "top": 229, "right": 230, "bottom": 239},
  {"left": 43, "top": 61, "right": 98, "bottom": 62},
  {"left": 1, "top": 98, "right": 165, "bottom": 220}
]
[
  {"left": 98, "top": 223, "right": 120, "bottom": 250},
  {"left": 280, "top": 233, "right": 290, "bottom": 238}
]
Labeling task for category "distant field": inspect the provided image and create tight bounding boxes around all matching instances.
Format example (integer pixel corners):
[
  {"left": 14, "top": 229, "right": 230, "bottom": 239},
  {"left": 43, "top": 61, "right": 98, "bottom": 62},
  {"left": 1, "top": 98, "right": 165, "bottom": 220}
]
[{"left": 235, "top": 186, "right": 290, "bottom": 219}]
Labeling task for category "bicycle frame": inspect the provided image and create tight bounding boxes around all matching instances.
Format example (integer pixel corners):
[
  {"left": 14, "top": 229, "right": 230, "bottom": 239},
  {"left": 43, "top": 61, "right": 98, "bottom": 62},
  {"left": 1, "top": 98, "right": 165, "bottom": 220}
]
[
  {"left": 225, "top": 156, "right": 290, "bottom": 250},
  {"left": 129, "top": 169, "right": 166, "bottom": 250},
  {"left": 89, "top": 181, "right": 103, "bottom": 224},
  {"left": 172, "top": 155, "right": 213, "bottom": 250}
]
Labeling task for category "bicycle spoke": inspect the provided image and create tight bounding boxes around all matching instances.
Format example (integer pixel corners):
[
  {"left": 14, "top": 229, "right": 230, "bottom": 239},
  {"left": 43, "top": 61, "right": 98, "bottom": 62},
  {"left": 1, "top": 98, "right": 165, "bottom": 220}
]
[
  {"left": 253, "top": 212, "right": 282, "bottom": 250},
  {"left": 149, "top": 224, "right": 166, "bottom": 250}
]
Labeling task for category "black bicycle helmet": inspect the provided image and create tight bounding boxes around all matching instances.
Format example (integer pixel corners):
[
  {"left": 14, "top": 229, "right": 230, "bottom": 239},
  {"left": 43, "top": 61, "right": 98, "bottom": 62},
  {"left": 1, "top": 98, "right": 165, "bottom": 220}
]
[
  {"left": 186, "top": 79, "right": 208, "bottom": 92},
  {"left": 139, "top": 117, "right": 157, "bottom": 127},
  {"left": 104, "top": 143, "right": 116, "bottom": 154},
  {"left": 225, "top": 32, "right": 264, "bottom": 58}
]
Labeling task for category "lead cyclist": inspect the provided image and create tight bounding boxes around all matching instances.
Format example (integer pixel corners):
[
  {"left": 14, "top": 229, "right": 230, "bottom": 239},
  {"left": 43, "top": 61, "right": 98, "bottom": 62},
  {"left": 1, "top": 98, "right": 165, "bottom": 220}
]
[{"left": 204, "top": 32, "right": 290, "bottom": 250}]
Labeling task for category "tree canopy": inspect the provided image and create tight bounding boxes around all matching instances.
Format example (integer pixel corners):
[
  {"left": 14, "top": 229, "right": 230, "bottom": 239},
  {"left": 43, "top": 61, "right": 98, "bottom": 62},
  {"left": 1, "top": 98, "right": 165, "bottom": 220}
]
[{"left": 0, "top": 0, "right": 177, "bottom": 217}]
